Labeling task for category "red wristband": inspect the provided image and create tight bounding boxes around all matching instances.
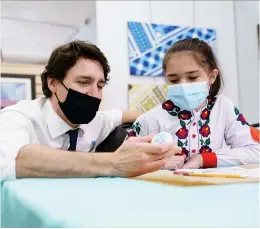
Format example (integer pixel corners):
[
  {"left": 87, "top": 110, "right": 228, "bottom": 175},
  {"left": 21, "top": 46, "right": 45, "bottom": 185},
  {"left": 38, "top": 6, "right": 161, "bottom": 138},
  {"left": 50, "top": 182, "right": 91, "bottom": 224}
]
[{"left": 201, "top": 152, "right": 217, "bottom": 168}]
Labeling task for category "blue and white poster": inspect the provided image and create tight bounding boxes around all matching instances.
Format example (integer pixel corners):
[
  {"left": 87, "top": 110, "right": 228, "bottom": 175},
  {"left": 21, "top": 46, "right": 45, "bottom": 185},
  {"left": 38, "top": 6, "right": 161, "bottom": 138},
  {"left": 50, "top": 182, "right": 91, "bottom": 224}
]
[{"left": 127, "top": 21, "right": 216, "bottom": 77}]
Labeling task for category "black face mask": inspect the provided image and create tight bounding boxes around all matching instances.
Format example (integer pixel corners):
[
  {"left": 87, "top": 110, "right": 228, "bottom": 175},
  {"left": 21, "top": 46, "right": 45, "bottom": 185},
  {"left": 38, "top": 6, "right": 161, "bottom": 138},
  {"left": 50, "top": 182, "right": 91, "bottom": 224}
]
[{"left": 55, "top": 83, "right": 101, "bottom": 124}]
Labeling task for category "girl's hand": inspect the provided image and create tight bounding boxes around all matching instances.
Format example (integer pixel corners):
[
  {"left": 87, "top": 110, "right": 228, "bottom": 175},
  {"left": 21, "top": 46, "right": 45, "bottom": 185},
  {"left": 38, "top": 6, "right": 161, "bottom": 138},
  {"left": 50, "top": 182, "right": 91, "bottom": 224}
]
[
  {"left": 182, "top": 154, "right": 203, "bottom": 169},
  {"left": 162, "top": 155, "right": 186, "bottom": 170}
]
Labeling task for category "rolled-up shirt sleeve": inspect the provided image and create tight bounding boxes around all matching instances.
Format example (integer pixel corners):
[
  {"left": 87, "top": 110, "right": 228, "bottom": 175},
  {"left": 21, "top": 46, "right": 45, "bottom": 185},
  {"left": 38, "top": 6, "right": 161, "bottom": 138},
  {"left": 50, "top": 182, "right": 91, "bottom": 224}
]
[
  {"left": 97, "top": 110, "right": 123, "bottom": 141},
  {"left": 0, "top": 111, "right": 35, "bottom": 181},
  {"left": 81, "top": 109, "right": 124, "bottom": 152}
]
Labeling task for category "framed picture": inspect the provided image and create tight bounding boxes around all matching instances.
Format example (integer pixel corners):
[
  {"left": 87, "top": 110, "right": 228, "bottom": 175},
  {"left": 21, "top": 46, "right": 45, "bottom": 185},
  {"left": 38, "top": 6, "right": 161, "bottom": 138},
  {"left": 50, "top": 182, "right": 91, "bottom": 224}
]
[
  {"left": 0, "top": 73, "right": 36, "bottom": 109},
  {"left": 128, "top": 83, "right": 167, "bottom": 113},
  {"left": 127, "top": 21, "right": 216, "bottom": 77}
]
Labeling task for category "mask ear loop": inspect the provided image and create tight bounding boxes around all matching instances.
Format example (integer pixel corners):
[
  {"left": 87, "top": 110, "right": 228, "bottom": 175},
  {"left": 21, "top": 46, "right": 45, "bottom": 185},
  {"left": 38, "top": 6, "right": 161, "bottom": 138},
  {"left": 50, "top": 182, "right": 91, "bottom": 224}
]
[
  {"left": 54, "top": 93, "right": 60, "bottom": 103},
  {"left": 55, "top": 81, "right": 69, "bottom": 103},
  {"left": 60, "top": 81, "right": 69, "bottom": 90}
]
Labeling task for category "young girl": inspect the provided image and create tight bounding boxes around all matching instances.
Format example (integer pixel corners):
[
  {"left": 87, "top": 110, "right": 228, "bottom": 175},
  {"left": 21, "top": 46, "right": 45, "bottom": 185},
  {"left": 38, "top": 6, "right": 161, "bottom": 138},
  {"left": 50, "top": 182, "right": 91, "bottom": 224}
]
[{"left": 128, "top": 38, "right": 259, "bottom": 170}]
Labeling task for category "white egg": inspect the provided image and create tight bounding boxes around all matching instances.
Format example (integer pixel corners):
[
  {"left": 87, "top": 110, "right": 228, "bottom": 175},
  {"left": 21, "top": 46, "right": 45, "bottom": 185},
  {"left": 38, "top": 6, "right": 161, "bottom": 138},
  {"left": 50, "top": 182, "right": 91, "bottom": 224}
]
[{"left": 151, "top": 132, "right": 173, "bottom": 144}]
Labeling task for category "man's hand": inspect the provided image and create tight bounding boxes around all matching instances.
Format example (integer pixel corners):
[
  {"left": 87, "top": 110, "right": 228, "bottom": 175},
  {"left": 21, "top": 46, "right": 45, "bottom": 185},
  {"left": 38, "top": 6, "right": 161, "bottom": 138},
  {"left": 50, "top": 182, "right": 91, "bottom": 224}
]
[
  {"left": 182, "top": 154, "right": 203, "bottom": 169},
  {"left": 163, "top": 155, "right": 186, "bottom": 170},
  {"left": 110, "top": 136, "right": 181, "bottom": 177}
]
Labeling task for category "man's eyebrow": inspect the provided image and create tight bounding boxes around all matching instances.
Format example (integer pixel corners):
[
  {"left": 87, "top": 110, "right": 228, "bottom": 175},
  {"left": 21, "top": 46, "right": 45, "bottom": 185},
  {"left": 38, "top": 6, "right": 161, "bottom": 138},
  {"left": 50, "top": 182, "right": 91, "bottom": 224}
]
[
  {"left": 75, "top": 75, "right": 93, "bottom": 80},
  {"left": 97, "top": 79, "right": 106, "bottom": 85},
  {"left": 76, "top": 75, "right": 105, "bottom": 83}
]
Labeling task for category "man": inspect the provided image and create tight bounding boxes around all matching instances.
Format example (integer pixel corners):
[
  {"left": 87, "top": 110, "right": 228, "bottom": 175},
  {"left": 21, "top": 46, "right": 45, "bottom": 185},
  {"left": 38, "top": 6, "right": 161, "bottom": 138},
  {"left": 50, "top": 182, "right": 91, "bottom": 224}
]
[{"left": 0, "top": 40, "right": 181, "bottom": 181}]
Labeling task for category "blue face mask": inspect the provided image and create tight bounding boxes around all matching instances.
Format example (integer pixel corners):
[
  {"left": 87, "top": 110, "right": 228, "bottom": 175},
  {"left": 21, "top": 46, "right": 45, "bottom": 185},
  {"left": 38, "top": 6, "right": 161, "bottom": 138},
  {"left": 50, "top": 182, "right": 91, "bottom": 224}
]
[{"left": 167, "top": 81, "right": 209, "bottom": 111}]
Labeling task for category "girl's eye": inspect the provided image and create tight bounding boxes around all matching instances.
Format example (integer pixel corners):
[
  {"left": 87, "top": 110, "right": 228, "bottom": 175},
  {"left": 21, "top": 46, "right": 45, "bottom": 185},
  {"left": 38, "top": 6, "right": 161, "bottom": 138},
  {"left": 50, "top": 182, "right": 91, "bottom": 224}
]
[
  {"left": 189, "top": 76, "right": 199, "bottom": 81},
  {"left": 170, "top": 80, "right": 179, "bottom": 84}
]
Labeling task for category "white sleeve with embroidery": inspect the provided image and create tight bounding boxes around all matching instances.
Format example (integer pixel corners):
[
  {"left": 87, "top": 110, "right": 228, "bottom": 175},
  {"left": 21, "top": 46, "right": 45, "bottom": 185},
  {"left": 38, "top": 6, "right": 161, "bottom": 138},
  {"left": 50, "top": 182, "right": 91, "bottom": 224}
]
[
  {"left": 216, "top": 99, "right": 260, "bottom": 166},
  {"left": 128, "top": 112, "right": 159, "bottom": 137}
]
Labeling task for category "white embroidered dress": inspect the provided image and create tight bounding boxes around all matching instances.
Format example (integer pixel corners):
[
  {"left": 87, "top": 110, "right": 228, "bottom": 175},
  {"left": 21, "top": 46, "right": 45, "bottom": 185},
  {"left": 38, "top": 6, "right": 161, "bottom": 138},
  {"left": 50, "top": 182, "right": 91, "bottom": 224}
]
[{"left": 128, "top": 95, "right": 259, "bottom": 168}]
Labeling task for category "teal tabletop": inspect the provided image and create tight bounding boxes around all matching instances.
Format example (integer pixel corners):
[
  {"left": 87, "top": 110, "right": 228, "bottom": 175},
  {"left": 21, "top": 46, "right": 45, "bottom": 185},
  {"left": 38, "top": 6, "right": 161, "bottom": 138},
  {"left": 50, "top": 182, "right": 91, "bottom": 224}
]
[{"left": 1, "top": 178, "right": 259, "bottom": 228}]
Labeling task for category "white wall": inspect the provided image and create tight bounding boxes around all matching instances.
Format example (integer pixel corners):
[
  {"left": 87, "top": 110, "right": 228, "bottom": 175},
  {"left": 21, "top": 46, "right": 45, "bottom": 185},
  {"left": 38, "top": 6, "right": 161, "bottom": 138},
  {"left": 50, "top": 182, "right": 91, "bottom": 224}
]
[
  {"left": 1, "top": 1, "right": 96, "bottom": 64},
  {"left": 71, "top": 18, "right": 97, "bottom": 45},
  {"left": 234, "top": 1, "right": 259, "bottom": 124},
  {"left": 95, "top": 1, "right": 239, "bottom": 110}
]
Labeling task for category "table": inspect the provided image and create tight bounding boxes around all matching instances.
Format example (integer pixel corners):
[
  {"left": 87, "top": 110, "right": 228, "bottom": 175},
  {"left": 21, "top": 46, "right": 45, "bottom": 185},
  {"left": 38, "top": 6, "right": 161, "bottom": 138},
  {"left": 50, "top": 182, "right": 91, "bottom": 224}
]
[
  {"left": 1, "top": 177, "right": 259, "bottom": 228},
  {"left": 135, "top": 164, "right": 260, "bottom": 186}
]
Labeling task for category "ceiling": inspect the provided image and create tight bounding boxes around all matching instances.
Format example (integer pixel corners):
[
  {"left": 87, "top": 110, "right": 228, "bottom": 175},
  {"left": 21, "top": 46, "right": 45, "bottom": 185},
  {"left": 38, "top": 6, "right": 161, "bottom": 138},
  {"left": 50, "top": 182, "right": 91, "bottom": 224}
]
[{"left": 1, "top": 1, "right": 96, "bottom": 64}]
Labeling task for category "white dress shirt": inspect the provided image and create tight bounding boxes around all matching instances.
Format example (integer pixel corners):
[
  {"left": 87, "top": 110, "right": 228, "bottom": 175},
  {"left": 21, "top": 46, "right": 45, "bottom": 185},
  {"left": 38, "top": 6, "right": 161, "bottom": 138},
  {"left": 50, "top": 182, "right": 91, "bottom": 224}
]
[
  {"left": 128, "top": 95, "right": 259, "bottom": 167},
  {"left": 0, "top": 98, "right": 122, "bottom": 181}
]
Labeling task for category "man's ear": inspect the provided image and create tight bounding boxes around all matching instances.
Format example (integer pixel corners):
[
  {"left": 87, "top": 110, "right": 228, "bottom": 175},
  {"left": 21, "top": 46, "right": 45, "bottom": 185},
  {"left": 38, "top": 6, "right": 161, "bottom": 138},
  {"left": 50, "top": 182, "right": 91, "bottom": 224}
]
[
  {"left": 47, "top": 77, "right": 57, "bottom": 94},
  {"left": 209, "top": 69, "right": 219, "bottom": 85}
]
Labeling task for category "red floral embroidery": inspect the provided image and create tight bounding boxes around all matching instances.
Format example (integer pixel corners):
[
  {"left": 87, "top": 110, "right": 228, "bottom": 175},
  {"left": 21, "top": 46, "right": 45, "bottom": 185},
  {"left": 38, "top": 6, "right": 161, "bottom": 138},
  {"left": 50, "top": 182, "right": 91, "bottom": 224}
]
[
  {"left": 199, "top": 124, "right": 211, "bottom": 138},
  {"left": 162, "top": 100, "right": 174, "bottom": 111},
  {"left": 199, "top": 145, "right": 212, "bottom": 154},
  {"left": 176, "top": 128, "right": 189, "bottom": 139},
  {"left": 178, "top": 110, "right": 192, "bottom": 120},
  {"left": 237, "top": 114, "right": 248, "bottom": 125},
  {"left": 128, "top": 130, "right": 136, "bottom": 137},
  {"left": 198, "top": 96, "right": 216, "bottom": 155},
  {"left": 162, "top": 96, "right": 216, "bottom": 160},
  {"left": 234, "top": 107, "right": 249, "bottom": 125},
  {"left": 128, "top": 122, "right": 142, "bottom": 137},
  {"left": 182, "top": 147, "right": 189, "bottom": 157},
  {"left": 200, "top": 108, "right": 210, "bottom": 120}
]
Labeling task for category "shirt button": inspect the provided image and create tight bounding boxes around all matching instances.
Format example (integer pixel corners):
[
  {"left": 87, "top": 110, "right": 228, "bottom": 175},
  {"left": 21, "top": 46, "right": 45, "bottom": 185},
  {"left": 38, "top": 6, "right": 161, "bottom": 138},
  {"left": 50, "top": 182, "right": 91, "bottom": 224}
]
[
  {"left": 192, "top": 149, "right": 196, "bottom": 153},
  {"left": 192, "top": 134, "right": 196, "bottom": 138},
  {"left": 193, "top": 122, "right": 196, "bottom": 126}
]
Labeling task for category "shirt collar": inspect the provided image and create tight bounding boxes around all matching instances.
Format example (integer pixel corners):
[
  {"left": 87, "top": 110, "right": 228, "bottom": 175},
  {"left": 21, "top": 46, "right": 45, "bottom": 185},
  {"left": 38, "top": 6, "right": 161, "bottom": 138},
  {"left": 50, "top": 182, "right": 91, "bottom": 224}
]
[
  {"left": 42, "top": 99, "right": 74, "bottom": 139},
  {"left": 162, "top": 99, "right": 207, "bottom": 117}
]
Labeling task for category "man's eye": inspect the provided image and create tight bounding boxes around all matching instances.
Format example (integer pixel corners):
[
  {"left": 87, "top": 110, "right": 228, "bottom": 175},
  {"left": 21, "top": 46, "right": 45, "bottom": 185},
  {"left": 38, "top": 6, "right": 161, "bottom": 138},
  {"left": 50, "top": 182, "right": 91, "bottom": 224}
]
[{"left": 78, "top": 81, "right": 89, "bottom": 85}]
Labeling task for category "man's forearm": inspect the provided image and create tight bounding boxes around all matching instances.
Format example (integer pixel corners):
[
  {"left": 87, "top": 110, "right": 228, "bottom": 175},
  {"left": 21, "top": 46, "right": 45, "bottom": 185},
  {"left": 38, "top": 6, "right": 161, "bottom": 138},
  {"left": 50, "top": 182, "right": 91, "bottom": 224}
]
[
  {"left": 122, "top": 111, "right": 141, "bottom": 124},
  {"left": 16, "top": 144, "right": 116, "bottom": 178}
]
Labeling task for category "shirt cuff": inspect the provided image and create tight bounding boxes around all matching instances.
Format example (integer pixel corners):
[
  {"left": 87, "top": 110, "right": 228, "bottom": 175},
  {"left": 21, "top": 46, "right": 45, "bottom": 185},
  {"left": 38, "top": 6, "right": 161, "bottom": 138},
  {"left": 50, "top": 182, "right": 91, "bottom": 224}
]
[
  {"left": 201, "top": 152, "right": 217, "bottom": 168},
  {"left": 250, "top": 126, "right": 260, "bottom": 143}
]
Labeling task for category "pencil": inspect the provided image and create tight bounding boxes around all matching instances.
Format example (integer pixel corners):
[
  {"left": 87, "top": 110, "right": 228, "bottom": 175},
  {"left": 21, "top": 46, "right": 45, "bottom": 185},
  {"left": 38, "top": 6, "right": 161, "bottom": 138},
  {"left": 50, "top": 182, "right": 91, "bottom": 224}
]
[{"left": 187, "top": 173, "right": 245, "bottom": 179}]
